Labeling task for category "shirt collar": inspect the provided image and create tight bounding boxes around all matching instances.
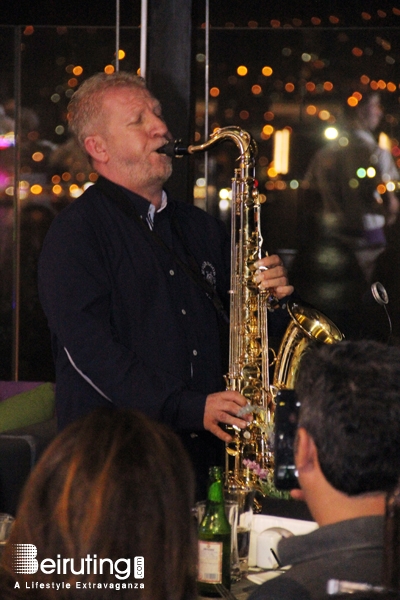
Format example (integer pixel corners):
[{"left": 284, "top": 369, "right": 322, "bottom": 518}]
[{"left": 147, "top": 190, "right": 168, "bottom": 228}]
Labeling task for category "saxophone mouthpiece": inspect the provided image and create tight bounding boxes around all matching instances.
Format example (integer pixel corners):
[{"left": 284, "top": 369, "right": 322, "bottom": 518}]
[{"left": 156, "top": 140, "right": 191, "bottom": 158}]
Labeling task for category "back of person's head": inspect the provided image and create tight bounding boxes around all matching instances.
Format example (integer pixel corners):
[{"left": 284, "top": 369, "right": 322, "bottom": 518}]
[
  {"left": 296, "top": 340, "right": 400, "bottom": 496},
  {"left": 67, "top": 71, "right": 146, "bottom": 150},
  {"left": 0, "top": 408, "right": 197, "bottom": 600}
]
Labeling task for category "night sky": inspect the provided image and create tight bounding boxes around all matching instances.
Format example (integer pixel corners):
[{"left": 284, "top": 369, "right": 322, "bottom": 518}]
[{"left": 2, "top": 1, "right": 400, "bottom": 28}]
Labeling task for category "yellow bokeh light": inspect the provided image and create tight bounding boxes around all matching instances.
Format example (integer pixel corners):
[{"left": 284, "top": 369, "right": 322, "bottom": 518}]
[
  {"left": 69, "top": 184, "right": 84, "bottom": 199},
  {"left": 262, "top": 125, "right": 274, "bottom": 135},
  {"left": 52, "top": 184, "right": 63, "bottom": 195},
  {"left": 118, "top": 49, "right": 126, "bottom": 60},
  {"left": 72, "top": 66, "right": 83, "bottom": 76},
  {"left": 268, "top": 167, "right": 278, "bottom": 178},
  {"left": 30, "top": 185, "right": 43, "bottom": 195},
  {"left": 237, "top": 65, "right": 248, "bottom": 76},
  {"left": 262, "top": 66, "right": 273, "bottom": 76},
  {"left": 104, "top": 65, "right": 115, "bottom": 74}
]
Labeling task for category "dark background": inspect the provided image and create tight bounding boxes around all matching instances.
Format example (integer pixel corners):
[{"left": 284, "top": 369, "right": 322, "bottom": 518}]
[{"left": 2, "top": 1, "right": 400, "bottom": 28}]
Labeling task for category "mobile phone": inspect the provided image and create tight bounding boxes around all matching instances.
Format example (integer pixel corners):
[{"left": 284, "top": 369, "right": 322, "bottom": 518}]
[{"left": 274, "top": 389, "right": 301, "bottom": 491}]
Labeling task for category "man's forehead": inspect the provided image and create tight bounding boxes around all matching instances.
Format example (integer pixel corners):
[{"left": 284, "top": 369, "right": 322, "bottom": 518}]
[{"left": 103, "top": 86, "right": 159, "bottom": 108}]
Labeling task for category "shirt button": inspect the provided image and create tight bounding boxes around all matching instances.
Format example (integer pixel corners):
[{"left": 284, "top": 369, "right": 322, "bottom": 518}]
[
  {"left": 181, "top": 309, "right": 186, "bottom": 315},
  {"left": 193, "top": 349, "right": 198, "bottom": 356},
  {"left": 169, "top": 270, "right": 175, "bottom": 276}
]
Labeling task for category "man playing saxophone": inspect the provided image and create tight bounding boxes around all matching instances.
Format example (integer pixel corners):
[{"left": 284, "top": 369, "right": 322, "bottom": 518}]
[{"left": 38, "top": 72, "right": 294, "bottom": 498}]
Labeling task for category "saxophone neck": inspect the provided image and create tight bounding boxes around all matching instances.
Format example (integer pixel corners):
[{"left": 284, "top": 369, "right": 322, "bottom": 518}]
[
  {"left": 158, "top": 127, "right": 258, "bottom": 163},
  {"left": 188, "top": 126, "right": 255, "bottom": 157}
]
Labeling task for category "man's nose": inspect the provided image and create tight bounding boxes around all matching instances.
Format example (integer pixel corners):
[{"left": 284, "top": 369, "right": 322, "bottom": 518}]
[{"left": 149, "top": 112, "right": 169, "bottom": 136}]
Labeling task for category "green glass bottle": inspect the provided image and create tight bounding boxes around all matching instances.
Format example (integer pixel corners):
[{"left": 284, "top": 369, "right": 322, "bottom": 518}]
[{"left": 197, "top": 466, "right": 231, "bottom": 597}]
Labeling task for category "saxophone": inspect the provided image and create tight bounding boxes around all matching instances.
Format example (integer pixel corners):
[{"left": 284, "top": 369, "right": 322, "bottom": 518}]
[{"left": 161, "top": 126, "right": 343, "bottom": 493}]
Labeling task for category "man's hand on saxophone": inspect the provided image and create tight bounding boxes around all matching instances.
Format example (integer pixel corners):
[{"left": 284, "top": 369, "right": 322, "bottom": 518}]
[
  {"left": 204, "top": 255, "right": 294, "bottom": 442},
  {"left": 204, "top": 391, "right": 253, "bottom": 442},
  {"left": 253, "top": 254, "right": 294, "bottom": 298}
]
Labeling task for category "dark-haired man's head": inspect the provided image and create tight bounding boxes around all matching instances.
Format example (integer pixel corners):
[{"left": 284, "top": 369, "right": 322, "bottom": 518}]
[{"left": 293, "top": 340, "right": 400, "bottom": 524}]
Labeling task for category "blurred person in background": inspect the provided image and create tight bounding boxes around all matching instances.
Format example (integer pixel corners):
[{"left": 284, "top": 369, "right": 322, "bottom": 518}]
[{"left": 290, "top": 92, "right": 399, "bottom": 340}]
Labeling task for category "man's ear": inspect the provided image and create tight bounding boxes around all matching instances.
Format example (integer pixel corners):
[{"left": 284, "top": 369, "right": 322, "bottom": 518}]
[
  {"left": 295, "top": 427, "right": 318, "bottom": 473},
  {"left": 84, "top": 135, "right": 108, "bottom": 164}
]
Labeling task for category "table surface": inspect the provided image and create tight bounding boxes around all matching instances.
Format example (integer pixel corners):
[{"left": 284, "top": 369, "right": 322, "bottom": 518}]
[{"left": 198, "top": 575, "right": 259, "bottom": 599}]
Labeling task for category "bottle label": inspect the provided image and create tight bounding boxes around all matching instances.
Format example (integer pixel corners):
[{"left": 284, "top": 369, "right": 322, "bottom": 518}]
[{"left": 198, "top": 540, "right": 223, "bottom": 584}]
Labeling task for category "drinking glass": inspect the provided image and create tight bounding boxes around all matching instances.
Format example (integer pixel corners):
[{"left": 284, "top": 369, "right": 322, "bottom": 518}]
[{"left": 224, "top": 489, "right": 255, "bottom": 576}]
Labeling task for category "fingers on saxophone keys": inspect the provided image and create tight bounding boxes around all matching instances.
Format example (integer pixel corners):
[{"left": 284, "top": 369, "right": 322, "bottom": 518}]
[
  {"left": 220, "top": 410, "right": 249, "bottom": 430},
  {"left": 255, "top": 274, "right": 288, "bottom": 290}
]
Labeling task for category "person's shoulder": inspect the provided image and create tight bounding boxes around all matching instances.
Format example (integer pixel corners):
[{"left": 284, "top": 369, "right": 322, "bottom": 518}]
[{"left": 42, "top": 184, "right": 107, "bottom": 244}]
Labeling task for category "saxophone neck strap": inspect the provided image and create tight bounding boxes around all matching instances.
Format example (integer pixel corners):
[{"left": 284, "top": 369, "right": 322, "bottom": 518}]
[{"left": 95, "top": 176, "right": 229, "bottom": 324}]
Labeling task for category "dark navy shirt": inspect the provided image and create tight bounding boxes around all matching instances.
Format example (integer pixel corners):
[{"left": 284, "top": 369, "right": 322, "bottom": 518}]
[{"left": 39, "top": 178, "right": 233, "bottom": 431}]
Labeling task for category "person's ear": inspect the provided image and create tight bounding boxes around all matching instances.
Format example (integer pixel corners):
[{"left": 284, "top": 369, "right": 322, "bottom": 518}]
[
  {"left": 84, "top": 135, "right": 109, "bottom": 164},
  {"left": 295, "top": 427, "right": 318, "bottom": 473}
]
